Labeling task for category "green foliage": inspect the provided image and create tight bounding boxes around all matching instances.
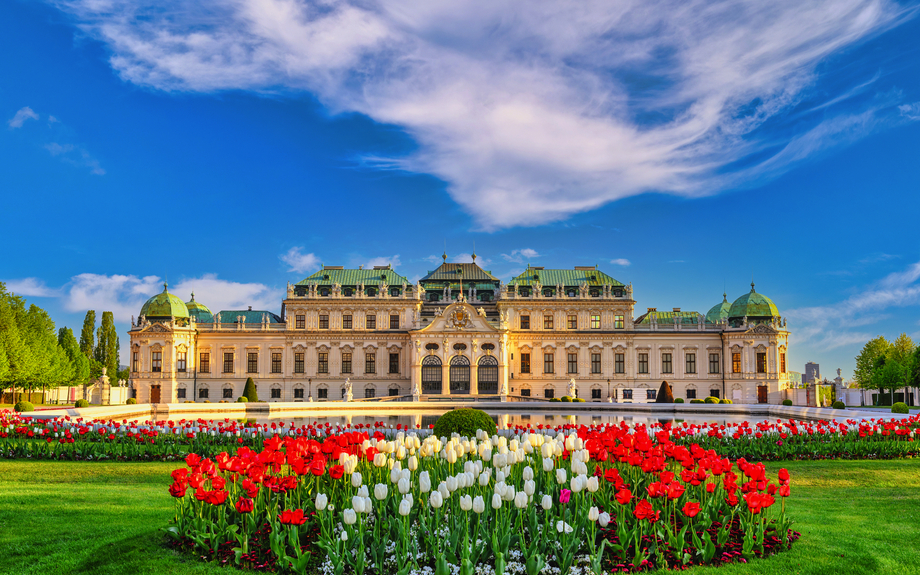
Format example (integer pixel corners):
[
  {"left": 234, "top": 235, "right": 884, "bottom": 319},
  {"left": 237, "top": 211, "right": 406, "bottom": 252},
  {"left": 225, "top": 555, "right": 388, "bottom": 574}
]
[
  {"left": 94, "top": 312, "right": 120, "bottom": 379},
  {"left": 432, "top": 408, "right": 497, "bottom": 438},
  {"left": 655, "top": 381, "right": 674, "bottom": 403},
  {"left": 704, "top": 396, "right": 719, "bottom": 404},
  {"left": 891, "top": 402, "right": 909, "bottom": 414},
  {"left": 832, "top": 401, "right": 846, "bottom": 409},
  {"left": 560, "top": 395, "right": 572, "bottom": 402},
  {"left": 126, "top": 398, "right": 137, "bottom": 405},
  {"left": 549, "top": 397, "right": 560, "bottom": 402},
  {"left": 237, "top": 396, "right": 248, "bottom": 403},
  {"left": 79, "top": 310, "right": 96, "bottom": 359},
  {"left": 242, "top": 378, "right": 258, "bottom": 402},
  {"left": 13, "top": 400, "right": 34, "bottom": 412},
  {"left": 573, "top": 397, "right": 585, "bottom": 402},
  {"left": 117, "top": 367, "right": 130, "bottom": 382},
  {"left": 58, "top": 327, "right": 90, "bottom": 386},
  {"left": 74, "top": 399, "right": 89, "bottom": 408},
  {"left": 674, "top": 398, "right": 684, "bottom": 403},
  {"left": 782, "top": 399, "right": 793, "bottom": 406},
  {"left": 690, "top": 399, "right": 704, "bottom": 404},
  {"left": 720, "top": 398, "right": 733, "bottom": 404}
]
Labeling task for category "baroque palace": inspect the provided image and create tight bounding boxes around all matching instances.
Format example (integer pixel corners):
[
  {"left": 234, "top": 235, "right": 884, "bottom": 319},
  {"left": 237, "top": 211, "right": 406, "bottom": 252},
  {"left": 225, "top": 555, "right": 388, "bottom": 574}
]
[{"left": 128, "top": 256, "right": 793, "bottom": 404}]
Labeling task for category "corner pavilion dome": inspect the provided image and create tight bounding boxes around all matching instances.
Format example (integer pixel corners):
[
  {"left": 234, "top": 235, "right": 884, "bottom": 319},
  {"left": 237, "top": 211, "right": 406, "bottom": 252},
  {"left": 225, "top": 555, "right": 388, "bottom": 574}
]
[
  {"left": 728, "top": 282, "right": 779, "bottom": 325},
  {"left": 705, "top": 293, "right": 731, "bottom": 324},
  {"left": 139, "top": 283, "right": 190, "bottom": 320},
  {"left": 185, "top": 292, "right": 213, "bottom": 323}
]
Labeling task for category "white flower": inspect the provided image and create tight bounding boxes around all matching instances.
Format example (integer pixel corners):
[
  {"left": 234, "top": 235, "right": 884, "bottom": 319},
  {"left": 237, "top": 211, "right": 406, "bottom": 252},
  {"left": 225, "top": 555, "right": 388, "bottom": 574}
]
[
  {"left": 438, "top": 482, "right": 450, "bottom": 500},
  {"left": 588, "top": 506, "right": 599, "bottom": 522},
  {"left": 556, "top": 520, "right": 574, "bottom": 534},
  {"left": 352, "top": 496, "right": 365, "bottom": 513},
  {"left": 340, "top": 530, "right": 349, "bottom": 541},
  {"left": 315, "top": 493, "right": 328, "bottom": 511},
  {"left": 598, "top": 512, "right": 611, "bottom": 527},
  {"left": 460, "top": 495, "right": 473, "bottom": 511},
  {"left": 419, "top": 471, "right": 431, "bottom": 493},
  {"left": 524, "top": 480, "right": 536, "bottom": 497},
  {"left": 374, "top": 453, "right": 388, "bottom": 467},
  {"left": 398, "top": 477, "right": 411, "bottom": 495},
  {"left": 408, "top": 455, "right": 418, "bottom": 471},
  {"left": 492, "top": 492, "right": 502, "bottom": 509},
  {"left": 344, "top": 509, "right": 357, "bottom": 525},
  {"left": 541, "top": 495, "right": 552, "bottom": 511},
  {"left": 357, "top": 485, "right": 369, "bottom": 498},
  {"left": 556, "top": 469, "right": 567, "bottom": 485},
  {"left": 522, "top": 466, "right": 534, "bottom": 481},
  {"left": 570, "top": 475, "right": 584, "bottom": 493},
  {"left": 351, "top": 471, "right": 363, "bottom": 488},
  {"left": 541, "top": 443, "right": 554, "bottom": 459},
  {"left": 429, "top": 491, "right": 444, "bottom": 509},
  {"left": 479, "top": 471, "right": 491, "bottom": 487},
  {"left": 399, "top": 497, "right": 412, "bottom": 517},
  {"left": 542, "top": 457, "right": 554, "bottom": 472},
  {"left": 514, "top": 491, "right": 528, "bottom": 509},
  {"left": 446, "top": 475, "right": 459, "bottom": 492},
  {"left": 587, "top": 476, "right": 599, "bottom": 493},
  {"left": 473, "top": 496, "right": 485, "bottom": 514},
  {"left": 374, "top": 483, "right": 388, "bottom": 500}
]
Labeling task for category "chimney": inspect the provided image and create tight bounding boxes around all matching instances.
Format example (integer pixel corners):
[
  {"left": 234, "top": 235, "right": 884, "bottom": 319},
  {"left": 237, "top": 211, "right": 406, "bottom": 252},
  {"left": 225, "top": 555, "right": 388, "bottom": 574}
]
[
  {"left": 673, "top": 307, "right": 681, "bottom": 312},
  {"left": 647, "top": 307, "right": 657, "bottom": 312},
  {"left": 248, "top": 306, "right": 252, "bottom": 311}
]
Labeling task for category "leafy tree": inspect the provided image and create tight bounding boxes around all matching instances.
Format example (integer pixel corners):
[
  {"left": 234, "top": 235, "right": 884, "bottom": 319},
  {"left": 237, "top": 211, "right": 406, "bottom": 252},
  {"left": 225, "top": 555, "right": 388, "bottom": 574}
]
[
  {"left": 21, "top": 305, "right": 69, "bottom": 402},
  {"left": 95, "top": 311, "right": 119, "bottom": 378},
  {"left": 79, "top": 311, "right": 96, "bottom": 360},
  {"left": 242, "top": 378, "right": 258, "bottom": 402},
  {"left": 890, "top": 333, "right": 916, "bottom": 403},
  {"left": 854, "top": 336, "right": 890, "bottom": 392},
  {"left": 0, "top": 287, "right": 38, "bottom": 401},
  {"left": 58, "top": 327, "right": 90, "bottom": 386},
  {"left": 116, "top": 367, "right": 130, "bottom": 383},
  {"left": 871, "top": 355, "right": 905, "bottom": 406}
]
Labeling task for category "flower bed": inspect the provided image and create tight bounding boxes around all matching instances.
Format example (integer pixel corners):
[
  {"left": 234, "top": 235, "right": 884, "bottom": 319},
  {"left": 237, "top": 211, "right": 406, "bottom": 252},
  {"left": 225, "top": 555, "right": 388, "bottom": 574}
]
[{"left": 165, "top": 425, "right": 799, "bottom": 574}]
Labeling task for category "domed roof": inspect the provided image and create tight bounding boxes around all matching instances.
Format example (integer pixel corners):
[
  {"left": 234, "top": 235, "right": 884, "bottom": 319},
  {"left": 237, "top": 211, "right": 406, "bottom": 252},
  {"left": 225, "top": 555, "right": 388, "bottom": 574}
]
[
  {"left": 139, "top": 283, "right": 190, "bottom": 319},
  {"left": 185, "top": 292, "right": 213, "bottom": 323},
  {"left": 728, "top": 282, "right": 779, "bottom": 319},
  {"left": 705, "top": 293, "right": 731, "bottom": 323}
]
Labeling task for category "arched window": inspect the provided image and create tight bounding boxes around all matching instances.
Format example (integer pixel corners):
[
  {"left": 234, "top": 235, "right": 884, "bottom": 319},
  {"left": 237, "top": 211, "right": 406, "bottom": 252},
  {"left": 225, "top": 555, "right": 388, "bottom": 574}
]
[
  {"left": 478, "top": 355, "right": 499, "bottom": 394},
  {"left": 450, "top": 355, "right": 470, "bottom": 394},
  {"left": 422, "top": 355, "right": 442, "bottom": 394}
]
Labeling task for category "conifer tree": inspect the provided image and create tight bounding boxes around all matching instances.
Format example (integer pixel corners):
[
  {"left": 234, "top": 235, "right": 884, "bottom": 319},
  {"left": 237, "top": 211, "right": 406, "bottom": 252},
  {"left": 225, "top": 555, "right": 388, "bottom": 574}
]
[
  {"left": 79, "top": 310, "right": 96, "bottom": 360},
  {"left": 94, "top": 312, "right": 120, "bottom": 378},
  {"left": 59, "top": 327, "right": 90, "bottom": 386},
  {"left": 243, "top": 377, "right": 258, "bottom": 402}
]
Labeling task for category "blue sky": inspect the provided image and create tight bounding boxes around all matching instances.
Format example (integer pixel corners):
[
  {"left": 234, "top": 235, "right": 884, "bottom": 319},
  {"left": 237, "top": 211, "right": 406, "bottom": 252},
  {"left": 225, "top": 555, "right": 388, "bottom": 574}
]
[{"left": 3, "top": 0, "right": 920, "bottom": 378}]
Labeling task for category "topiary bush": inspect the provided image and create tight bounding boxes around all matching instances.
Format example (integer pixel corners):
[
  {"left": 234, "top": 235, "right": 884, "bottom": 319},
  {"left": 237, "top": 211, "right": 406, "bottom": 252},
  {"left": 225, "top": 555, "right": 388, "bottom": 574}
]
[
  {"left": 237, "top": 396, "right": 248, "bottom": 403},
  {"left": 720, "top": 399, "right": 733, "bottom": 404},
  {"left": 655, "top": 381, "right": 674, "bottom": 403},
  {"left": 832, "top": 400, "right": 846, "bottom": 409},
  {"left": 550, "top": 397, "right": 560, "bottom": 402},
  {"left": 13, "top": 401, "right": 34, "bottom": 413},
  {"left": 690, "top": 399, "right": 704, "bottom": 404},
  {"left": 675, "top": 398, "right": 684, "bottom": 403},
  {"left": 561, "top": 395, "right": 572, "bottom": 402},
  {"left": 892, "top": 402, "right": 909, "bottom": 414},
  {"left": 782, "top": 399, "right": 793, "bottom": 406},
  {"left": 74, "top": 399, "right": 89, "bottom": 408},
  {"left": 126, "top": 398, "right": 137, "bottom": 405},
  {"left": 574, "top": 398, "right": 585, "bottom": 403},
  {"left": 433, "top": 408, "right": 497, "bottom": 439},
  {"left": 242, "top": 378, "right": 258, "bottom": 402},
  {"left": 704, "top": 396, "right": 719, "bottom": 404}
]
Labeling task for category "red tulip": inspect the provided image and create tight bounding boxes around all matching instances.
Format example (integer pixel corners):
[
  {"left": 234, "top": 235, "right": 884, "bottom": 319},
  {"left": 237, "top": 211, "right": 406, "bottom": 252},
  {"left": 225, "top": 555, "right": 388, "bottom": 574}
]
[
  {"left": 329, "top": 465, "right": 345, "bottom": 479},
  {"left": 779, "top": 484, "right": 791, "bottom": 498},
  {"left": 278, "top": 508, "right": 307, "bottom": 525},
  {"left": 682, "top": 501, "right": 701, "bottom": 518},
  {"left": 168, "top": 482, "right": 187, "bottom": 498},
  {"left": 616, "top": 489, "right": 632, "bottom": 505},
  {"left": 666, "top": 482, "right": 685, "bottom": 500},
  {"left": 633, "top": 499, "right": 660, "bottom": 523},
  {"left": 235, "top": 497, "right": 254, "bottom": 514}
]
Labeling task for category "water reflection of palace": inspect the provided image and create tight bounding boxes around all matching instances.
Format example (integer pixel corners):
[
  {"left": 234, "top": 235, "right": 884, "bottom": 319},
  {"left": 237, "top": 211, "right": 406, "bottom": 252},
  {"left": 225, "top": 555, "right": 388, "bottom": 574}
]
[{"left": 129, "top": 256, "right": 793, "bottom": 406}]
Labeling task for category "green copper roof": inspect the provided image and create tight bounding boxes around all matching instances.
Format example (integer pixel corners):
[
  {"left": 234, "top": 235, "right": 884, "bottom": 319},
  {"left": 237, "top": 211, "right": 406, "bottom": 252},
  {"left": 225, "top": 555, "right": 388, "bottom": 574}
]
[
  {"left": 421, "top": 262, "right": 499, "bottom": 283},
  {"left": 635, "top": 310, "right": 702, "bottom": 325},
  {"left": 185, "top": 292, "right": 213, "bottom": 323},
  {"left": 297, "top": 266, "right": 410, "bottom": 287},
  {"left": 728, "top": 283, "right": 779, "bottom": 319},
  {"left": 705, "top": 293, "right": 731, "bottom": 323},
  {"left": 508, "top": 266, "right": 624, "bottom": 287},
  {"left": 215, "top": 310, "right": 283, "bottom": 324},
  {"left": 140, "top": 284, "right": 190, "bottom": 319}
]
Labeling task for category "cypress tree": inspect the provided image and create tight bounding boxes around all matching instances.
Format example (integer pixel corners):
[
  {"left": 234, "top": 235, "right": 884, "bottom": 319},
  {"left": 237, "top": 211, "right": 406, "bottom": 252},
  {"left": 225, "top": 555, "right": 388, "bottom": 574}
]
[
  {"left": 243, "top": 377, "right": 258, "bottom": 402},
  {"left": 79, "top": 311, "right": 96, "bottom": 360},
  {"left": 655, "top": 380, "right": 674, "bottom": 403},
  {"left": 59, "top": 327, "right": 90, "bottom": 386},
  {"left": 96, "top": 311, "right": 119, "bottom": 377}
]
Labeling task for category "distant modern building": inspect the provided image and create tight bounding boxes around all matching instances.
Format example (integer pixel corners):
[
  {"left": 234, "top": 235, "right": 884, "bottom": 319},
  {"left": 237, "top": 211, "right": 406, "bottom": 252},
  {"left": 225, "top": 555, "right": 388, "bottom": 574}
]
[
  {"left": 804, "top": 361, "right": 820, "bottom": 384},
  {"left": 127, "top": 256, "right": 794, "bottom": 405}
]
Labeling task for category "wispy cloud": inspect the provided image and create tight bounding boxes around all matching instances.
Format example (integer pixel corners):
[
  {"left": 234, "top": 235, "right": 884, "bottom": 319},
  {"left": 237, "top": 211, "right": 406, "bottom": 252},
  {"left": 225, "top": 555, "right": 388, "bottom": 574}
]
[
  {"left": 7, "top": 106, "right": 38, "bottom": 129},
  {"left": 3, "top": 277, "right": 63, "bottom": 297},
  {"left": 899, "top": 102, "right": 920, "bottom": 120},
  {"left": 280, "top": 247, "right": 321, "bottom": 274},
  {"left": 44, "top": 142, "right": 106, "bottom": 175},
  {"left": 55, "top": 0, "right": 916, "bottom": 228},
  {"left": 365, "top": 254, "right": 401, "bottom": 268},
  {"left": 501, "top": 248, "right": 540, "bottom": 263},
  {"left": 610, "top": 258, "right": 631, "bottom": 266}
]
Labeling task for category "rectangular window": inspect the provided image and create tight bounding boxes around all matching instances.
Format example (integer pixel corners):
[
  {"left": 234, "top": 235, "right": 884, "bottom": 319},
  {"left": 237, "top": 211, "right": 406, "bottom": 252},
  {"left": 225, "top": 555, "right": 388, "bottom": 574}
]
[
  {"left": 521, "top": 389, "right": 531, "bottom": 397},
  {"left": 176, "top": 351, "right": 187, "bottom": 373},
  {"left": 296, "top": 315, "right": 305, "bottom": 329},
  {"left": 366, "top": 315, "right": 376, "bottom": 330},
  {"left": 732, "top": 352, "right": 742, "bottom": 373},
  {"left": 622, "top": 389, "right": 633, "bottom": 400},
  {"left": 318, "top": 388, "right": 328, "bottom": 399},
  {"left": 390, "top": 314, "right": 400, "bottom": 330},
  {"left": 223, "top": 352, "right": 233, "bottom": 373},
  {"left": 365, "top": 388, "right": 376, "bottom": 399},
  {"left": 638, "top": 353, "right": 649, "bottom": 374},
  {"left": 318, "top": 352, "right": 328, "bottom": 374},
  {"left": 567, "top": 353, "right": 578, "bottom": 374},
  {"left": 151, "top": 351, "right": 162, "bottom": 373},
  {"left": 757, "top": 352, "right": 767, "bottom": 373},
  {"left": 271, "top": 388, "right": 281, "bottom": 399},
  {"left": 247, "top": 352, "right": 258, "bottom": 373},
  {"left": 780, "top": 352, "right": 786, "bottom": 373},
  {"left": 199, "top": 352, "right": 210, "bottom": 374},
  {"left": 544, "top": 388, "right": 555, "bottom": 399},
  {"left": 294, "top": 352, "right": 304, "bottom": 374},
  {"left": 614, "top": 315, "right": 625, "bottom": 329},
  {"left": 223, "top": 388, "right": 232, "bottom": 399},
  {"left": 342, "top": 352, "right": 352, "bottom": 374},
  {"left": 386, "top": 388, "right": 397, "bottom": 396},
  {"left": 615, "top": 353, "right": 625, "bottom": 374},
  {"left": 389, "top": 353, "right": 399, "bottom": 374},
  {"left": 661, "top": 353, "right": 672, "bottom": 374},
  {"left": 520, "top": 353, "right": 531, "bottom": 374},
  {"left": 687, "top": 389, "right": 697, "bottom": 399},
  {"left": 709, "top": 353, "right": 720, "bottom": 374},
  {"left": 647, "top": 389, "right": 657, "bottom": 400},
  {"left": 591, "top": 388, "right": 602, "bottom": 400},
  {"left": 544, "top": 353, "right": 554, "bottom": 374},
  {"left": 199, "top": 388, "right": 208, "bottom": 399},
  {"left": 520, "top": 315, "right": 530, "bottom": 329},
  {"left": 686, "top": 353, "right": 696, "bottom": 374},
  {"left": 132, "top": 351, "right": 139, "bottom": 372},
  {"left": 343, "top": 315, "right": 353, "bottom": 329},
  {"left": 177, "top": 388, "right": 186, "bottom": 399},
  {"left": 365, "top": 353, "right": 376, "bottom": 374},
  {"left": 294, "top": 388, "right": 304, "bottom": 399},
  {"left": 591, "top": 353, "right": 601, "bottom": 374},
  {"left": 543, "top": 315, "right": 554, "bottom": 330},
  {"left": 271, "top": 352, "right": 282, "bottom": 374},
  {"left": 567, "top": 315, "right": 577, "bottom": 330},
  {"left": 319, "top": 315, "right": 329, "bottom": 329},
  {"left": 591, "top": 314, "right": 600, "bottom": 329},
  {"left": 710, "top": 389, "right": 720, "bottom": 399}
]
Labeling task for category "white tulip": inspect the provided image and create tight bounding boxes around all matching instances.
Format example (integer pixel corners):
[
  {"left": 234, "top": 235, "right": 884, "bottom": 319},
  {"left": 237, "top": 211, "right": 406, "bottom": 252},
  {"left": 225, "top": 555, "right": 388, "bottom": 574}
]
[
  {"left": 408, "top": 455, "right": 418, "bottom": 471},
  {"left": 341, "top": 530, "right": 349, "bottom": 541},
  {"left": 514, "top": 491, "right": 528, "bottom": 509},
  {"left": 315, "top": 493, "right": 328, "bottom": 511},
  {"left": 344, "top": 509, "right": 357, "bottom": 525},
  {"left": 357, "top": 485, "right": 369, "bottom": 498},
  {"left": 351, "top": 471, "right": 363, "bottom": 488},
  {"left": 473, "top": 496, "right": 485, "bottom": 514},
  {"left": 495, "top": 470, "right": 506, "bottom": 484},
  {"left": 429, "top": 490, "right": 443, "bottom": 509},
  {"left": 460, "top": 495, "right": 473, "bottom": 511},
  {"left": 598, "top": 512, "right": 611, "bottom": 527},
  {"left": 587, "top": 476, "right": 599, "bottom": 493},
  {"left": 524, "top": 480, "right": 536, "bottom": 496},
  {"left": 396, "top": 445, "right": 407, "bottom": 460},
  {"left": 446, "top": 449, "right": 458, "bottom": 464},
  {"left": 556, "top": 468, "right": 567, "bottom": 485},
  {"left": 575, "top": 438, "right": 585, "bottom": 451},
  {"left": 446, "top": 475, "right": 459, "bottom": 492},
  {"left": 374, "top": 453, "right": 388, "bottom": 467},
  {"left": 543, "top": 457, "right": 554, "bottom": 472},
  {"left": 541, "top": 443, "right": 554, "bottom": 459},
  {"left": 556, "top": 520, "right": 574, "bottom": 534},
  {"left": 481, "top": 447, "right": 493, "bottom": 462},
  {"left": 491, "top": 492, "right": 502, "bottom": 509},
  {"left": 503, "top": 485, "right": 516, "bottom": 502},
  {"left": 390, "top": 466, "right": 402, "bottom": 484},
  {"left": 438, "top": 482, "right": 450, "bottom": 500},
  {"left": 375, "top": 483, "right": 388, "bottom": 500},
  {"left": 570, "top": 475, "right": 584, "bottom": 493},
  {"left": 398, "top": 477, "right": 411, "bottom": 495},
  {"left": 541, "top": 495, "right": 552, "bottom": 511},
  {"left": 399, "top": 498, "right": 412, "bottom": 517},
  {"left": 419, "top": 471, "right": 431, "bottom": 493},
  {"left": 588, "top": 506, "right": 599, "bottom": 522},
  {"left": 352, "top": 495, "right": 365, "bottom": 513},
  {"left": 522, "top": 466, "right": 534, "bottom": 482},
  {"left": 479, "top": 471, "right": 491, "bottom": 487}
]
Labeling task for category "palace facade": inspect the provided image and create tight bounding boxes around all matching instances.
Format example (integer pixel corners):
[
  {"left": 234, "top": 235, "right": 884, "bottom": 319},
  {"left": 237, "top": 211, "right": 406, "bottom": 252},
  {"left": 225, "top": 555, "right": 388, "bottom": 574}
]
[{"left": 128, "top": 256, "right": 794, "bottom": 404}]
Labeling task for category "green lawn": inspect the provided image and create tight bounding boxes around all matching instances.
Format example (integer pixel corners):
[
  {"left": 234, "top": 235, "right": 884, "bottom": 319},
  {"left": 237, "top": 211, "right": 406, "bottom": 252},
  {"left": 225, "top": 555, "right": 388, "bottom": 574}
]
[{"left": 0, "top": 459, "right": 918, "bottom": 575}]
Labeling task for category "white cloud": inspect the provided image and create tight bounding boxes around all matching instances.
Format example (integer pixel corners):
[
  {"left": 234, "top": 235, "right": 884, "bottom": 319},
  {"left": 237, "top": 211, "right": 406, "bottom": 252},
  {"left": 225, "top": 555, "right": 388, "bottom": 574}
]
[
  {"left": 44, "top": 142, "right": 106, "bottom": 175},
  {"left": 365, "top": 254, "right": 401, "bottom": 269},
  {"left": 501, "top": 248, "right": 540, "bottom": 263},
  {"left": 55, "top": 0, "right": 912, "bottom": 228},
  {"left": 610, "top": 258, "right": 631, "bottom": 266},
  {"left": 899, "top": 102, "right": 920, "bottom": 120},
  {"left": 8, "top": 107, "right": 38, "bottom": 128},
  {"left": 3, "top": 277, "right": 63, "bottom": 298},
  {"left": 280, "top": 247, "right": 321, "bottom": 274}
]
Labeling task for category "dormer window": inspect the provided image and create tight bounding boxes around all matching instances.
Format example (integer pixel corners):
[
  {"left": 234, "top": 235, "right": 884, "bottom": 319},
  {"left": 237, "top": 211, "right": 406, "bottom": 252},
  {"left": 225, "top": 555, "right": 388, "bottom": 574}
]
[
  {"left": 567, "top": 290, "right": 576, "bottom": 297},
  {"left": 590, "top": 290, "right": 599, "bottom": 297},
  {"left": 344, "top": 288, "right": 353, "bottom": 297},
  {"left": 320, "top": 288, "right": 329, "bottom": 296},
  {"left": 614, "top": 289, "right": 623, "bottom": 297},
  {"left": 367, "top": 288, "right": 377, "bottom": 296},
  {"left": 390, "top": 288, "right": 399, "bottom": 297},
  {"left": 543, "top": 289, "right": 553, "bottom": 297}
]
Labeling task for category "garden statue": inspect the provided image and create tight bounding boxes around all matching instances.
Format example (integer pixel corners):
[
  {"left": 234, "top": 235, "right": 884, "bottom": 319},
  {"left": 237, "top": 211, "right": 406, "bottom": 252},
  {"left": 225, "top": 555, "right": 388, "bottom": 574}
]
[
  {"left": 344, "top": 378, "right": 353, "bottom": 402},
  {"left": 568, "top": 378, "right": 577, "bottom": 398}
]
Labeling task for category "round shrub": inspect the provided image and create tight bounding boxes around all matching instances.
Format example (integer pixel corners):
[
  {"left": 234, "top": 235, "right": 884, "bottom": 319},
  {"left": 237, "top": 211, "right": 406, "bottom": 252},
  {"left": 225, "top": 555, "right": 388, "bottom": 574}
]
[
  {"left": 574, "top": 397, "right": 585, "bottom": 402},
  {"left": 237, "top": 396, "right": 248, "bottom": 403},
  {"left": 561, "top": 396, "right": 573, "bottom": 402},
  {"left": 203, "top": 400, "right": 211, "bottom": 403},
  {"left": 126, "top": 398, "right": 137, "bottom": 405},
  {"left": 13, "top": 401, "right": 34, "bottom": 413},
  {"left": 433, "top": 408, "right": 497, "bottom": 439},
  {"left": 782, "top": 399, "right": 793, "bottom": 406},
  {"left": 74, "top": 399, "right": 90, "bottom": 408},
  {"left": 892, "top": 402, "right": 909, "bottom": 414},
  {"left": 550, "top": 397, "right": 561, "bottom": 402},
  {"left": 690, "top": 399, "right": 703, "bottom": 404},
  {"left": 704, "top": 396, "right": 719, "bottom": 404},
  {"left": 720, "top": 399, "right": 733, "bottom": 404},
  {"left": 675, "top": 398, "right": 685, "bottom": 403},
  {"left": 832, "top": 400, "right": 846, "bottom": 409}
]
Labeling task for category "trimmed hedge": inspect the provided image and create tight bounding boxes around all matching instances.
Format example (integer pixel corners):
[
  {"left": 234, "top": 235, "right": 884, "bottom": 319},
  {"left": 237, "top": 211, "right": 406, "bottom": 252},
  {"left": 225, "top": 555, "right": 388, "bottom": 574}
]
[
  {"left": 74, "top": 399, "right": 90, "bottom": 408},
  {"left": 675, "top": 398, "right": 685, "bottom": 403},
  {"left": 549, "top": 397, "right": 561, "bottom": 402},
  {"left": 573, "top": 398, "right": 585, "bottom": 403},
  {"left": 433, "top": 408, "right": 497, "bottom": 439},
  {"left": 892, "top": 402, "right": 909, "bottom": 414},
  {"left": 690, "top": 399, "right": 704, "bottom": 404},
  {"left": 242, "top": 378, "right": 258, "bottom": 402},
  {"left": 655, "top": 381, "right": 674, "bottom": 403},
  {"left": 832, "top": 401, "right": 846, "bottom": 409},
  {"left": 13, "top": 401, "right": 34, "bottom": 413},
  {"left": 561, "top": 396, "right": 573, "bottom": 402},
  {"left": 237, "top": 396, "right": 248, "bottom": 403},
  {"left": 126, "top": 398, "right": 137, "bottom": 405},
  {"left": 782, "top": 399, "right": 793, "bottom": 406},
  {"left": 720, "top": 399, "right": 733, "bottom": 404},
  {"left": 704, "top": 396, "right": 719, "bottom": 404}
]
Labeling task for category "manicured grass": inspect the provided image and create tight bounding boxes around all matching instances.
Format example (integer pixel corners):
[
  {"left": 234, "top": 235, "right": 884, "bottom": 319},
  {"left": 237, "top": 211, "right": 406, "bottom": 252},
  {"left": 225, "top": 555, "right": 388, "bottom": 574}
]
[{"left": 0, "top": 459, "right": 918, "bottom": 575}]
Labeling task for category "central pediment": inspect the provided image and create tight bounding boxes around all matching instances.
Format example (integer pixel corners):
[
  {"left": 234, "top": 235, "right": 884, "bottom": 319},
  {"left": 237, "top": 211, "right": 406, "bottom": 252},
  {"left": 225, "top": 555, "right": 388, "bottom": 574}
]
[{"left": 414, "top": 301, "right": 499, "bottom": 333}]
